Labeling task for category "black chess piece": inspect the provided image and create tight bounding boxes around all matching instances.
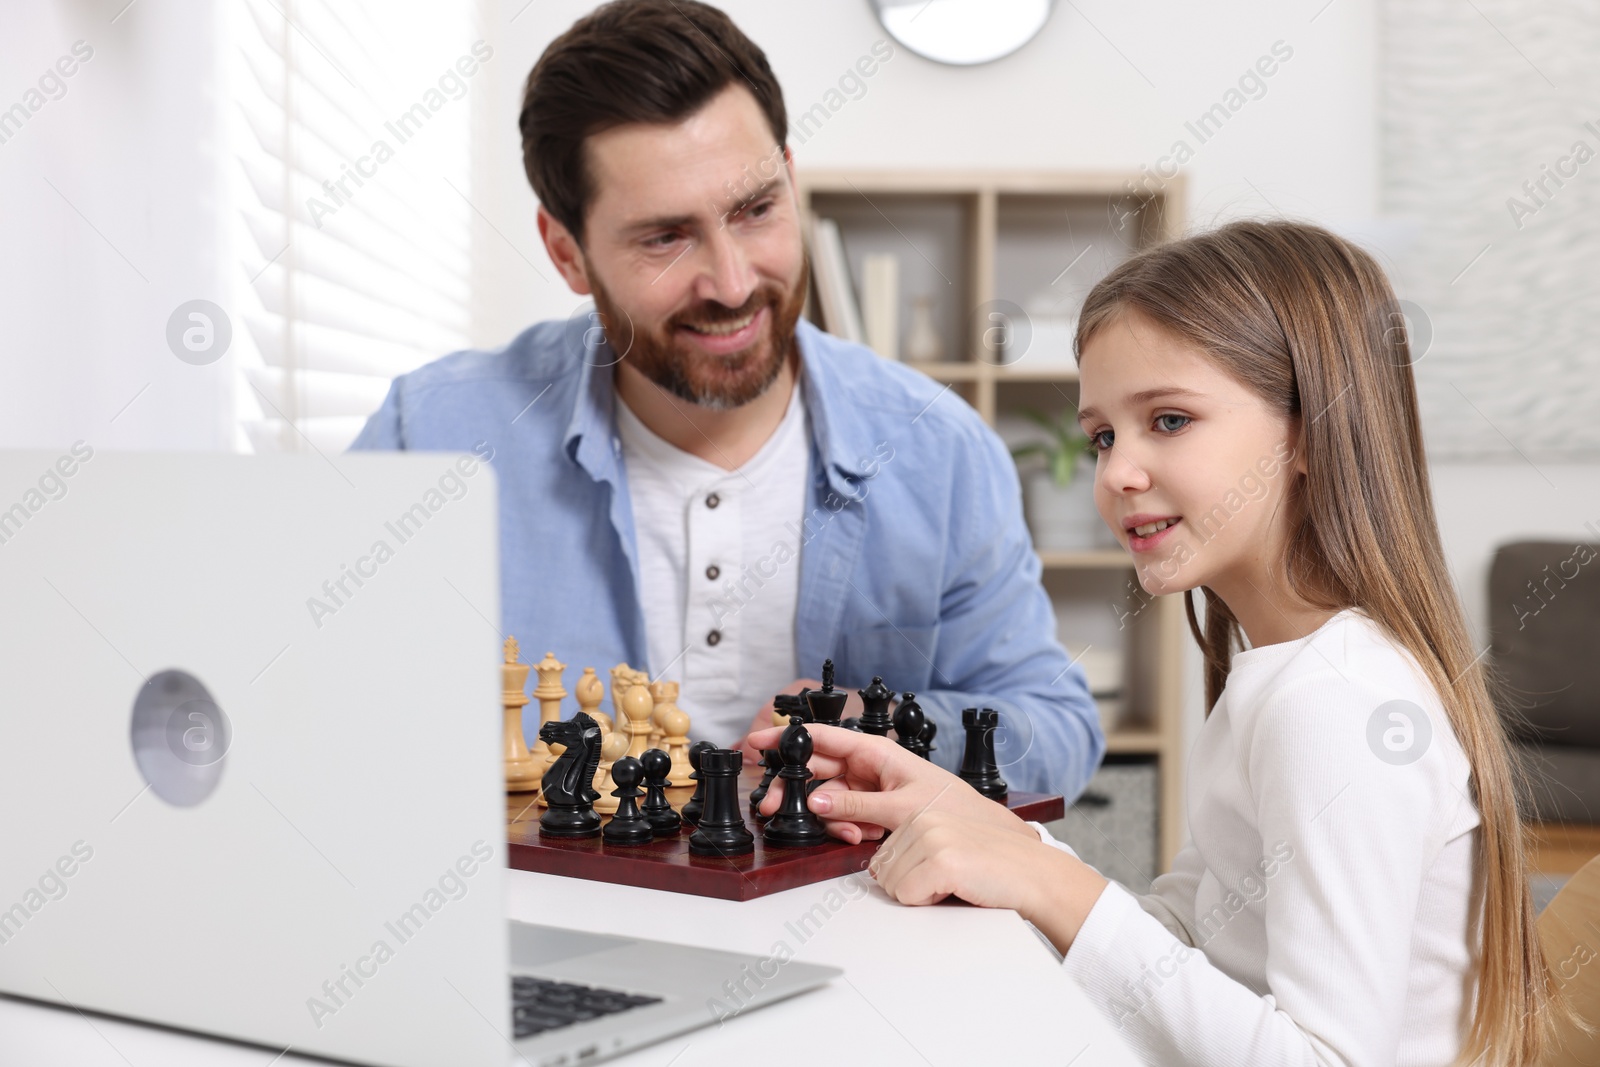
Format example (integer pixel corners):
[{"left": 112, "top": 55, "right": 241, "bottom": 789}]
[
  {"left": 680, "top": 740, "right": 717, "bottom": 826},
  {"left": 748, "top": 746, "right": 782, "bottom": 818},
  {"left": 537, "top": 712, "right": 603, "bottom": 838},
  {"left": 638, "top": 748, "right": 682, "bottom": 836},
  {"left": 891, "top": 694, "right": 929, "bottom": 759},
  {"left": 918, "top": 718, "right": 938, "bottom": 760},
  {"left": 857, "top": 676, "right": 895, "bottom": 737},
  {"left": 841, "top": 716, "right": 862, "bottom": 732},
  {"left": 601, "top": 757, "right": 656, "bottom": 846},
  {"left": 774, "top": 692, "right": 810, "bottom": 724},
  {"left": 804, "top": 659, "right": 848, "bottom": 726},
  {"left": 762, "top": 720, "right": 828, "bottom": 849},
  {"left": 958, "top": 707, "right": 1009, "bottom": 801},
  {"left": 688, "top": 749, "right": 755, "bottom": 856}
]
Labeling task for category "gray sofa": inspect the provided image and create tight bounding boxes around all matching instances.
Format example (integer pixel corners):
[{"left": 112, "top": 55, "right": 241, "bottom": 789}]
[{"left": 1488, "top": 541, "right": 1600, "bottom": 824}]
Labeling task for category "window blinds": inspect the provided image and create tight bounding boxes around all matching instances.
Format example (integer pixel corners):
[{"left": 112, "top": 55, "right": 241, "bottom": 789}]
[{"left": 228, "top": 0, "right": 478, "bottom": 453}]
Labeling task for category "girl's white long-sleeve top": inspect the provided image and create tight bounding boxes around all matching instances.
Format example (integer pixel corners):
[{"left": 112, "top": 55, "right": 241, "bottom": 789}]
[{"left": 1038, "top": 609, "right": 1481, "bottom": 1066}]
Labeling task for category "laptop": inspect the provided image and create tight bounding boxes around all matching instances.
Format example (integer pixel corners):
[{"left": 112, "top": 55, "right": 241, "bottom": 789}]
[{"left": 0, "top": 449, "right": 839, "bottom": 1067}]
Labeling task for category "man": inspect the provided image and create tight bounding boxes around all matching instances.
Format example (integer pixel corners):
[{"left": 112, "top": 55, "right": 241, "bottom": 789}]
[{"left": 350, "top": 0, "right": 1102, "bottom": 800}]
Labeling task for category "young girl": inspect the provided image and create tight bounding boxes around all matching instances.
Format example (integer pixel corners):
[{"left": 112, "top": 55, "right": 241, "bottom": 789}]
[{"left": 753, "top": 220, "right": 1560, "bottom": 1065}]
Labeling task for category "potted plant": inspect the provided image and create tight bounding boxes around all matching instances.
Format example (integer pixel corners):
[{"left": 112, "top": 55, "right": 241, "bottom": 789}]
[{"left": 1010, "top": 409, "right": 1114, "bottom": 551}]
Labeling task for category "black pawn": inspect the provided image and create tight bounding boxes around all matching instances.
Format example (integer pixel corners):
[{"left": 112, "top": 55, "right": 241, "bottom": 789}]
[
  {"left": 804, "top": 659, "right": 848, "bottom": 726},
  {"left": 763, "top": 720, "right": 828, "bottom": 849},
  {"left": 918, "top": 718, "right": 938, "bottom": 759},
  {"left": 958, "top": 708, "right": 1009, "bottom": 801},
  {"left": 892, "top": 694, "right": 929, "bottom": 759},
  {"left": 638, "top": 749, "right": 681, "bottom": 836},
  {"left": 688, "top": 749, "right": 755, "bottom": 856},
  {"left": 857, "top": 676, "right": 895, "bottom": 737},
  {"left": 841, "top": 716, "right": 862, "bottom": 732},
  {"left": 748, "top": 746, "right": 782, "bottom": 818},
  {"left": 601, "top": 757, "right": 655, "bottom": 846},
  {"left": 680, "top": 740, "right": 717, "bottom": 825}
]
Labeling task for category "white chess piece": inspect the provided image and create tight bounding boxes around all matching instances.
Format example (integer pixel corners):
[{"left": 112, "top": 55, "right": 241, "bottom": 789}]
[{"left": 622, "top": 683, "right": 654, "bottom": 760}]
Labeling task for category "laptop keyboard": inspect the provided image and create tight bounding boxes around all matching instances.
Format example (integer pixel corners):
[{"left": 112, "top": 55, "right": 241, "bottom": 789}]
[{"left": 510, "top": 975, "right": 663, "bottom": 1039}]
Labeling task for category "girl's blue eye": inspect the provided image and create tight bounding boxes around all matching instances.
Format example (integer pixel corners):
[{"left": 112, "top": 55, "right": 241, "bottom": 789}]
[
  {"left": 1090, "top": 429, "right": 1114, "bottom": 451},
  {"left": 1155, "top": 414, "right": 1190, "bottom": 433}
]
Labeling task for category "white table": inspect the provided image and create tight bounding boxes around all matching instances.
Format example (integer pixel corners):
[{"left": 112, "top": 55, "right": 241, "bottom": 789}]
[{"left": 0, "top": 868, "right": 1138, "bottom": 1066}]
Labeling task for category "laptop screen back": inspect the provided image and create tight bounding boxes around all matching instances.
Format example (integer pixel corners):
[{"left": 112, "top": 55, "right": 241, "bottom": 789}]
[{"left": 0, "top": 451, "right": 510, "bottom": 1067}]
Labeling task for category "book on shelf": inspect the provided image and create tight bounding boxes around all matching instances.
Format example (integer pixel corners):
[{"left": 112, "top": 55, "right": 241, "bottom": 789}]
[
  {"left": 809, "top": 216, "right": 863, "bottom": 344},
  {"left": 860, "top": 253, "right": 900, "bottom": 360}
]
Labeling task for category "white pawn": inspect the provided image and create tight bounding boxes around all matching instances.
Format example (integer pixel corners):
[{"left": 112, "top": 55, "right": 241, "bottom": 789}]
[
  {"left": 648, "top": 679, "right": 674, "bottom": 750},
  {"left": 576, "top": 667, "right": 614, "bottom": 737},
  {"left": 661, "top": 706, "right": 693, "bottom": 787},
  {"left": 621, "top": 683, "right": 655, "bottom": 760}
]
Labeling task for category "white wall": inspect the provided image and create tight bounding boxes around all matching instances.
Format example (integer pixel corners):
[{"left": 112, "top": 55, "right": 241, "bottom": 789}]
[
  {"left": 1382, "top": 0, "right": 1600, "bottom": 460},
  {"left": 476, "top": 0, "right": 1382, "bottom": 346},
  {"left": 0, "top": 1, "right": 232, "bottom": 453}
]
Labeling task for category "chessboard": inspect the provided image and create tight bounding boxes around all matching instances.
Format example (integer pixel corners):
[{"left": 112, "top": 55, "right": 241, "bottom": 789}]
[
  {"left": 506, "top": 768, "right": 1065, "bottom": 902},
  {"left": 498, "top": 639, "right": 1066, "bottom": 901}
]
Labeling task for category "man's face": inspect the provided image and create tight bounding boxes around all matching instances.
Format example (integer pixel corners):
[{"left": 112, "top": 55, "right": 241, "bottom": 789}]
[{"left": 572, "top": 84, "right": 807, "bottom": 409}]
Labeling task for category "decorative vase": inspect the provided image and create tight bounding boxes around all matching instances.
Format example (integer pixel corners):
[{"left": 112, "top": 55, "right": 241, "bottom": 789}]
[
  {"left": 1022, "top": 459, "right": 1115, "bottom": 551},
  {"left": 903, "top": 296, "right": 944, "bottom": 362}
]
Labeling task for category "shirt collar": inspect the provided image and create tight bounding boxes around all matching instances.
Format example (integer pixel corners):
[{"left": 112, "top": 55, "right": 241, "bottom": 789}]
[
  {"left": 794, "top": 317, "right": 877, "bottom": 493},
  {"left": 562, "top": 317, "right": 623, "bottom": 483}
]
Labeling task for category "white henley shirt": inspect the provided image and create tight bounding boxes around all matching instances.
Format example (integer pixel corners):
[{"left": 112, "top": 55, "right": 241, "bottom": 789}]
[{"left": 614, "top": 382, "right": 809, "bottom": 746}]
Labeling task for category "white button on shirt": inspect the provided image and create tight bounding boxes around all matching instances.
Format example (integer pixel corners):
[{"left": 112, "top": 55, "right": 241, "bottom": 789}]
[{"left": 614, "top": 383, "right": 809, "bottom": 746}]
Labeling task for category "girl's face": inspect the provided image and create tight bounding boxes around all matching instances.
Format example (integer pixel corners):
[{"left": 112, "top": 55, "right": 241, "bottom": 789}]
[{"left": 1077, "top": 310, "right": 1304, "bottom": 601}]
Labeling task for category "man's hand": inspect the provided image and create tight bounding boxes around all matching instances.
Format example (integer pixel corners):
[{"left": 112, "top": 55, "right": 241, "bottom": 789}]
[
  {"left": 747, "top": 723, "right": 1038, "bottom": 846},
  {"left": 733, "top": 678, "right": 816, "bottom": 764}
]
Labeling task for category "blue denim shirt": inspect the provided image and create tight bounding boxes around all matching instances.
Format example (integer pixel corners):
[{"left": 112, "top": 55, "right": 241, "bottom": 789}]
[{"left": 349, "top": 316, "right": 1103, "bottom": 799}]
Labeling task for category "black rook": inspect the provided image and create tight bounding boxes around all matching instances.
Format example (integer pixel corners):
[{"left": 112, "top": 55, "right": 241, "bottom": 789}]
[
  {"left": 957, "top": 707, "right": 1009, "bottom": 801},
  {"left": 687, "top": 749, "right": 755, "bottom": 856}
]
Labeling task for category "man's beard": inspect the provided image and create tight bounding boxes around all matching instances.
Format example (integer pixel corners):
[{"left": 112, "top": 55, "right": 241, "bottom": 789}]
[{"left": 589, "top": 256, "right": 808, "bottom": 411}]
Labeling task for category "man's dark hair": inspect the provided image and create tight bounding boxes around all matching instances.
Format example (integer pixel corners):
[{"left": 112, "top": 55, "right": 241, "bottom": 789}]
[{"left": 520, "top": 0, "right": 789, "bottom": 243}]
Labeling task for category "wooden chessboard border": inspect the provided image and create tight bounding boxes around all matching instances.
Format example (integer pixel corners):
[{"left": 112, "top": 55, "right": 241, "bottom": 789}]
[{"left": 507, "top": 770, "right": 1065, "bottom": 901}]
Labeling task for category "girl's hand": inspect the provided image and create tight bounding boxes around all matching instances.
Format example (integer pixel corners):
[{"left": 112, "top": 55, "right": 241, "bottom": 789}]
[
  {"left": 868, "top": 808, "right": 1110, "bottom": 952},
  {"left": 747, "top": 723, "right": 1038, "bottom": 845}
]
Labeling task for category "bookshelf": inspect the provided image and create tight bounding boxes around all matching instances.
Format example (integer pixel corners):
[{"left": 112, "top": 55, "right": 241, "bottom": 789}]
[{"left": 798, "top": 169, "right": 1189, "bottom": 872}]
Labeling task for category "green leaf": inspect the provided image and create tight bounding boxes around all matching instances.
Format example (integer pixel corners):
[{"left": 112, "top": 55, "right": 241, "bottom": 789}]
[
  {"left": 1011, "top": 407, "right": 1092, "bottom": 483},
  {"left": 1052, "top": 449, "right": 1075, "bottom": 487}
]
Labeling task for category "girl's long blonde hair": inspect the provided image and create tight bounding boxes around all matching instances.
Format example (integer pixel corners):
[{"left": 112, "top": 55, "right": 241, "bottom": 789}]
[{"left": 1076, "top": 218, "right": 1559, "bottom": 1065}]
